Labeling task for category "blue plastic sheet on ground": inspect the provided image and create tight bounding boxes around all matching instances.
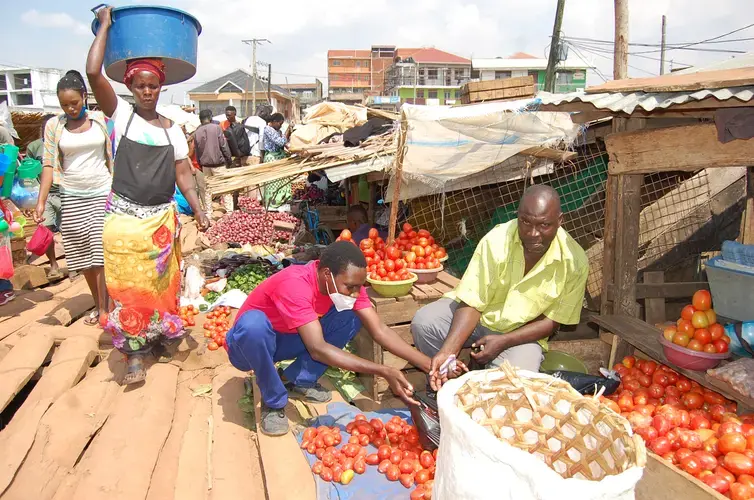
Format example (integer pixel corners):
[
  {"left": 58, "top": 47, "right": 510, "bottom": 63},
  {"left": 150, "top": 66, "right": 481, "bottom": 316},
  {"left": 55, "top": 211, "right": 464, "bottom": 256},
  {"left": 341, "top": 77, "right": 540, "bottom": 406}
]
[{"left": 294, "top": 402, "right": 414, "bottom": 500}]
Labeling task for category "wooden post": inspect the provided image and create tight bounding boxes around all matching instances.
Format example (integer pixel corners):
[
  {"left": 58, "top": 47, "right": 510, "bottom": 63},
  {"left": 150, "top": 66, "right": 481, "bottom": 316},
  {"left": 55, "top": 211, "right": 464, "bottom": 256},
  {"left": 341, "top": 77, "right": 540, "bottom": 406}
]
[
  {"left": 387, "top": 110, "right": 408, "bottom": 244},
  {"left": 544, "top": 0, "right": 566, "bottom": 93},
  {"left": 607, "top": 0, "right": 641, "bottom": 364},
  {"left": 740, "top": 166, "right": 754, "bottom": 244}
]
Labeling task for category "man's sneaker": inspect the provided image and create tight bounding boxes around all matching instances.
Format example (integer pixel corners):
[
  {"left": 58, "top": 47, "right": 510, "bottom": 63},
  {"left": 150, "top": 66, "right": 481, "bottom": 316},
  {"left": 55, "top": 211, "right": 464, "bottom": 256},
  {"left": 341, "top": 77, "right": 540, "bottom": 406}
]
[
  {"left": 260, "top": 404, "right": 289, "bottom": 436},
  {"left": 286, "top": 382, "right": 332, "bottom": 404},
  {"left": 0, "top": 291, "right": 15, "bottom": 306}
]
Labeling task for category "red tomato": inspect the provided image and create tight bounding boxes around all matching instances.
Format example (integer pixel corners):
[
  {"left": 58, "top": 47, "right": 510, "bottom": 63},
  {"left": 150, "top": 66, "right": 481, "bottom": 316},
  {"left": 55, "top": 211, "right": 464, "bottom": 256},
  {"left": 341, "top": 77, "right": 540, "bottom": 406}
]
[
  {"left": 739, "top": 474, "right": 754, "bottom": 488},
  {"left": 207, "top": 341, "right": 219, "bottom": 351},
  {"left": 683, "top": 392, "right": 705, "bottom": 410},
  {"left": 366, "top": 453, "right": 380, "bottom": 465},
  {"left": 622, "top": 356, "right": 636, "bottom": 368},
  {"left": 730, "top": 483, "right": 754, "bottom": 500},
  {"left": 709, "top": 323, "right": 725, "bottom": 341},
  {"left": 691, "top": 415, "right": 712, "bottom": 430},
  {"left": 677, "top": 379, "right": 692, "bottom": 393},
  {"left": 378, "top": 459, "right": 391, "bottom": 473},
  {"left": 636, "top": 426, "right": 659, "bottom": 443},
  {"left": 675, "top": 447, "right": 694, "bottom": 463},
  {"left": 673, "top": 332, "right": 691, "bottom": 347},
  {"left": 716, "top": 465, "right": 737, "bottom": 484},
  {"left": 702, "top": 473, "right": 731, "bottom": 494},
  {"left": 688, "top": 339, "right": 705, "bottom": 351},
  {"left": 680, "top": 455, "right": 703, "bottom": 476},
  {"left": 340, "top": 229, "right": 353, "bottom": 241},
  {"left": 649, "top": 436, "right": 672, "bottom": 455},
  {"left": 713, "top": 339, "right": 730, "bottom": 353},
  {"left": 677, "top": 320, "right": 695, "bottom": 337},
  {"left": 648, "top": 383, "right": 665, "bottom": 399},
  {"left": 693, "top": 328, "right": 712, "bottom": 345},
  {"left": 638, "top": 375, "right": 652, "bottom": 388},
  {"left": 681, "top": 305, "right": 697, "bottom": 321},
  {"left": 704, "top": 344, "right": 719, "bottom": 353},
  {"left": 399, "top": 473, "right": 414, "bottom": 488},
  {"left": 692, "top": 311, "right": 711, "bottom": 329},
  {"left": 720, "top": 434, "right": 748, "bottom": 454},
  {"left": 693, "top": 290, "right": 712, "bottom": 311},
  {"left": 725, "top": 452, "right": 754, "bottom": 476},
  {"left": 402, "top": 223, "right": 413, "bottom": 234},
  {"left": 386, "top": 464, "right": 401, "bottom": 481},
  {"left": 410, "top": 487, "right": 427, "bottom": 500},
  {"left": 693, "top": 450, "right": 719, "bottom": 471},
  {"left": 721, "top": 422, "right": 745, "bottom": 435},
  {"left": 653, "top": 415, "right": 672, "bottom": 436}
]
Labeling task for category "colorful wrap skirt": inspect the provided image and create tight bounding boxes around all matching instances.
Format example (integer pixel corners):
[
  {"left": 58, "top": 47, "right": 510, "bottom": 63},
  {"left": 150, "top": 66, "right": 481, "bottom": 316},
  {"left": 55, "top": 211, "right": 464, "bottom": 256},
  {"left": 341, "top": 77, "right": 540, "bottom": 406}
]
[{"left": 102, "top": 192, "right": 185, "bottom": 355}]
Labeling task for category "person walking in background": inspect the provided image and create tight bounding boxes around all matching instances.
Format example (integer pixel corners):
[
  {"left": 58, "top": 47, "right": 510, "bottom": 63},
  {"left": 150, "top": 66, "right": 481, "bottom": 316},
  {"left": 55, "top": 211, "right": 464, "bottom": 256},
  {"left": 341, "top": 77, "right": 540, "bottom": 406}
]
[
  {"left": 244, "top": 105, "right": 271, "bottom": 165},
  {"left": 87, "top": 6, "right": 208, "bottom": 385},
  {"left": 261, "top": 113, "right": 291, "bottom": 209},
  {"left": 195, "top": 109, "right": 233, "bottom": 216},
  {"left": 35, "top": 71, "right": 112, "bottom": 326},
  {"left": 27, "top": 114, "right": 63, "bottom": 280},
  {"left": 221, "top": 105, "right": 251, "bottom": 166},
  {"left": 0, "top": 134, "right": 15, "bottom": 305}
]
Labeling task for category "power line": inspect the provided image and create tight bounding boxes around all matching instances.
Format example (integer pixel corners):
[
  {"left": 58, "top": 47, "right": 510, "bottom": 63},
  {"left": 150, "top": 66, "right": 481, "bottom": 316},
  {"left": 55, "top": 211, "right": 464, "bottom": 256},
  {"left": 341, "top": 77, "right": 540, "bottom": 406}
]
[
  {"left": 567, "top": 42, "right": 657, "bottom": 77},
  {"left": 633, "top": 22, "right": 754, "bottom": 55},
  {"left": 565, "top": 42, "right": 609, "bottom": 82},
  {"left": 562, "top": 35, "right": 754, "bottom": 48},
  {"left": 567, "top": 40, "right": 695, "bottom": 67}
]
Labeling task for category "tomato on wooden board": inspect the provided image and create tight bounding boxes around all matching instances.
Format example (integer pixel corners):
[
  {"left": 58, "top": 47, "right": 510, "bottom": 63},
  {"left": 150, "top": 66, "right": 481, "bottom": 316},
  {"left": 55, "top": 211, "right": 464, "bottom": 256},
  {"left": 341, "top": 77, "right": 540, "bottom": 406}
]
[
  {"left": 693, "top": 290, "right": 712, "bottom": 312},
  {"left": 702, "top": 473, "right": 731, "bottom": 494}
]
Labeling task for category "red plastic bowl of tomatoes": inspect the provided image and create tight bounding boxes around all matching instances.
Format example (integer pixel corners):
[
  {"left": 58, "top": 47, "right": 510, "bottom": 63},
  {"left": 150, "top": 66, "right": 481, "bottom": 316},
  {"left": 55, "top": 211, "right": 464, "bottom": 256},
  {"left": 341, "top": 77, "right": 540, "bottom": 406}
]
[{"left": 659, "top": 333, "right": 731, "bottom": 371}]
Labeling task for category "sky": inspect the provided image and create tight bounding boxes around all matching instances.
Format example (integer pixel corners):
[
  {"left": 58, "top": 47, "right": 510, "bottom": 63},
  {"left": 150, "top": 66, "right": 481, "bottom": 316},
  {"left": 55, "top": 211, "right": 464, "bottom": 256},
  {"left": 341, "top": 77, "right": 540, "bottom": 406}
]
[{"left": 2, "top": 0, "right": 752, "bottom": 104}]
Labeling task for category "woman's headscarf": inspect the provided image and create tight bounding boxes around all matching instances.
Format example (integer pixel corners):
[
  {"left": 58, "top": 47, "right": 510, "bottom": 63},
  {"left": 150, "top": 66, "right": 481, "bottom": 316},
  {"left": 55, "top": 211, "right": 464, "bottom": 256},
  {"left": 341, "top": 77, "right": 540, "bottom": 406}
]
[{"left": 123, "top": 59, "right": 166, "bottom": 86}]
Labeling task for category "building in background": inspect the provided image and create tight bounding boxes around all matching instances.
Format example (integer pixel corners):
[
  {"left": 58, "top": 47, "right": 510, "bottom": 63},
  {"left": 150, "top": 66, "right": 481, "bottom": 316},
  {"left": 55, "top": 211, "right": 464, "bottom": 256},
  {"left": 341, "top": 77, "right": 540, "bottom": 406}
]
[
  {"left": 471, "top": 52, "right": 590, "bottom": 93},
  {"left": 188, "top": 69, "right": 296, "bottom": 119},
  {"left": 328, "top": 46, "right": 470, "bottom": 105},
  {"left": 0, "top": 66, "right": 65, "bottom": 112},
  {"left": 279, "top": 80, "right": 324, "bottom": 114},
  {"left": 383, "top": 48, "right": 471, "bottom": 106}
]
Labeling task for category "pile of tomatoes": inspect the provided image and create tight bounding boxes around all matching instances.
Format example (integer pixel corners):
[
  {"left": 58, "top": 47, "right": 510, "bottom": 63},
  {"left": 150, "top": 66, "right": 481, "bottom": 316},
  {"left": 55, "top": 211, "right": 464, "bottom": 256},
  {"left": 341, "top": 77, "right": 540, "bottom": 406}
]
[
  {"left": 179, "top": 305, "right": 198, "bottom": 328},
  {"left": 395, "top": 224, "right": 447, "bottom": 272},
  {"left": 203, "top": 306, "right": 232, "bottom": 351},
  {"left": 662, "top": 290, "right": 731, "bottom": 354},
  {"left": 302, "top": 414, "right": 436, "bottom": 499},
  {"left": 606, "top": 356, "right": 754, "bottom": 498}
]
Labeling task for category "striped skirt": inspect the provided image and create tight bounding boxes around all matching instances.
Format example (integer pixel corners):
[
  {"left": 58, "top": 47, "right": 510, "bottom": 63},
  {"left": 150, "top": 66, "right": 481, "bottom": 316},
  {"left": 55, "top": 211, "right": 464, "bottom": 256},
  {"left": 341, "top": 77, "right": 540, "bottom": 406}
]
[{"left": 60, "top": 193, "right": 107, "bottom": 272}]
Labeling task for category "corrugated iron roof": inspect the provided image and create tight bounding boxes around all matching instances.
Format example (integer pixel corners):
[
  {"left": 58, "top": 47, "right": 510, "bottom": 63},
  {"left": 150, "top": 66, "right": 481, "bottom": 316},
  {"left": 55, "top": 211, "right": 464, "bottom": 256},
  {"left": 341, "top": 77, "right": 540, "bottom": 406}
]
[{"left": 537, "top": 86, "right": 754, "bottom": 114}]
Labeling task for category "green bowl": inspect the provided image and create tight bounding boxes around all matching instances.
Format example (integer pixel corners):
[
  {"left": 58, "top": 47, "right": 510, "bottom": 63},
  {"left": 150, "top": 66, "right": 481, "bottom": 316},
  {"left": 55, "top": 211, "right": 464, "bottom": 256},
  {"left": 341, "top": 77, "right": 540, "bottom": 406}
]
[
  {"left": 367, "top": 273, "right": 418, "bottom": 298},
  {"left": 540, "top": 350, "right": 588, "bottom": 374}
]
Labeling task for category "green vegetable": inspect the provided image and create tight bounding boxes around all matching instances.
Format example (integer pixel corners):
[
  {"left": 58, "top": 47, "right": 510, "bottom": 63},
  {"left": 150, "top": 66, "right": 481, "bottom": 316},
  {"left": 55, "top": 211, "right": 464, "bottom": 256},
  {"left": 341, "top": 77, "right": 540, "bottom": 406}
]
[{"left": 199, "top": 303, "right": 209, "bottom": 312}]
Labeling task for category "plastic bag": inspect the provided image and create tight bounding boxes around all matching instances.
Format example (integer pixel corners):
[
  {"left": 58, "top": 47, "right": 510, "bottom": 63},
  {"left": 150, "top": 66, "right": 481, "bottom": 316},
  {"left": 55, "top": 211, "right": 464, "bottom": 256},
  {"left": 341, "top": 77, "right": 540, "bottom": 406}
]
[
  {"left": 183, "top": 265, "right": 204, "bottom": 300},
  {"left": 434, "top": 370, "right": 644, "bottom": 500},
  {"left": 0, "top": 235, "right": 13, "bottom": 279},
  {"left": 547, "top": 370, "right": 621, "bottom": 396}
]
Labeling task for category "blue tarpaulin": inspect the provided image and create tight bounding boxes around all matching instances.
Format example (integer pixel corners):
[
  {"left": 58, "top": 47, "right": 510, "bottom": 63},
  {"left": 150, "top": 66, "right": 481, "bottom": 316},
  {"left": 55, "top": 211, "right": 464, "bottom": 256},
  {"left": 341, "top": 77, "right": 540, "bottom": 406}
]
[{"left": 294, "top": 402, "right": 415, "bottom": 500}]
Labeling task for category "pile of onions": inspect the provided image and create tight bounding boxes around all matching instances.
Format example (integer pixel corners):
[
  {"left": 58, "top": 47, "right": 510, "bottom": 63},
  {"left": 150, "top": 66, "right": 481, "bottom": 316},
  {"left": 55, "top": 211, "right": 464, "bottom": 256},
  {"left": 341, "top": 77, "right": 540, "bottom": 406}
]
[{"left": 207, "top": 197, "right": 301, "bottom": 245}]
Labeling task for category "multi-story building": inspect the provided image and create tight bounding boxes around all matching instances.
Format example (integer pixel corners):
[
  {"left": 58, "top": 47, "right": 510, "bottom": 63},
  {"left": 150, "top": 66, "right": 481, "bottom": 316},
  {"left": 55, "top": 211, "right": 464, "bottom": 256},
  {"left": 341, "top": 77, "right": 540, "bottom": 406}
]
[
  {"left": 279, "top": 80, "right": 324, "bottom": 113},
  {"left": 328, "top": 46, "right": 470, "bottom": 105},
  {"left": 471, "top": 52, "right": 589, "bottom": 93},
  {"left": 0, "top": 66, "right": 65, "bottom": 111},
  {"left": 383, "top": 48, "right": 471, "bottom": 106}
]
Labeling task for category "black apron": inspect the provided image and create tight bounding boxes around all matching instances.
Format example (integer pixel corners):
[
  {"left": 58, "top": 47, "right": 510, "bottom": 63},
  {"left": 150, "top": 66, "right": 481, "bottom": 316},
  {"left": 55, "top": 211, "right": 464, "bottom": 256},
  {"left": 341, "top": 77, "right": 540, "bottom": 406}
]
[{"left": 112, "top": 111, "right": 176, "bottom": 206}]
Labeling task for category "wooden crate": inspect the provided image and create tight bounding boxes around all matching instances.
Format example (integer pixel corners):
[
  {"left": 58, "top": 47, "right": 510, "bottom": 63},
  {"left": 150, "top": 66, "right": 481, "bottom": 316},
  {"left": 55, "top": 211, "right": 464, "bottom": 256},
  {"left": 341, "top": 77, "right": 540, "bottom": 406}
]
[
  {"left": 460, "top": 76, "right": 536, "bottom": 104},
  {"left": 637, "top": 452, "right": 725, "bottom": 500},
  {"left": 354, "top": 272, "right": 461, "bottom": 400}
]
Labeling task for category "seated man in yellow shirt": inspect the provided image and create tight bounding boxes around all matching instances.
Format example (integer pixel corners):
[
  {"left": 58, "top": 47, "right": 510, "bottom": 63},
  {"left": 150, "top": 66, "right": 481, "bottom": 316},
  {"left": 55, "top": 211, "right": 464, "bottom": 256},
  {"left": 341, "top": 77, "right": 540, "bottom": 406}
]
[{"left": 411, "top": 185, "right": 588, "bottom": 390}]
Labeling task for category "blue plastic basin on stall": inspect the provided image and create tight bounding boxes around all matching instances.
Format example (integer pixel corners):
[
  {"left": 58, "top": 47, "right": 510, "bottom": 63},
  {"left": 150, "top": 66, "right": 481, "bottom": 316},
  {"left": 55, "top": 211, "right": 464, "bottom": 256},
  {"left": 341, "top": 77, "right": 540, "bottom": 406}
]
[{"left": 91, "top": 5, "right": 202, "bottom": 85}]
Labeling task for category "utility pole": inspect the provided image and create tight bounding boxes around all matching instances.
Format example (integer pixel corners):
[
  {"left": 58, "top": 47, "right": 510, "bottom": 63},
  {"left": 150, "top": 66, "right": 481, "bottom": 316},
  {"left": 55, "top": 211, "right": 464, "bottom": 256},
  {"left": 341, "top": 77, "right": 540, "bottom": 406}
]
[
  {"left": 242, "top": 38, "right": 269, "bottom": 116},
  {"left": 267, "top": 63, "right": 271, "bottom": 104},
  {"left": 413, "top": 63, "right": 418, "bottom": 104},
  {"left": 544, "top": 0, "right": 566, "bottom": 93},
  {"left": 660, "top": 15, "right": 667, "bottom": 75},
  {"left": 614, "top": 0, "right": 628, "bottom": 80}
]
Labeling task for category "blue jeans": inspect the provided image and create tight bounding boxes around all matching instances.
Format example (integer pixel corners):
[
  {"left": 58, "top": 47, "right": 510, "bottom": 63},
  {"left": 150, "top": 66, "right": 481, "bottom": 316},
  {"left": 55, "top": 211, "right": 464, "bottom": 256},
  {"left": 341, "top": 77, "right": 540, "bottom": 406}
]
[
  {"left": 226, "top": 307, "right": 361, "bottom": 409},
  {"left": 0, "top": 279, "right": 11, "bottom": 292}
]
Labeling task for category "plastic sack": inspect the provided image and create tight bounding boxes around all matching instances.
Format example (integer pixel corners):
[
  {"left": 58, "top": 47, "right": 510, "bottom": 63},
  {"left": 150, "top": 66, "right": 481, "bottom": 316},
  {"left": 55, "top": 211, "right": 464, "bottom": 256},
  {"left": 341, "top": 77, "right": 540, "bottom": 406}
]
[
  {"left": 547, "top": 370, "right": 621, "bottom": 396},
  {"left": 183, "top": 265, "right": 204, "bottom": 300},
  {"left": 0, "top": 235, "right": 13, "bottom": 279},
  {"left": 27, "top": 224, "right": 53, "bottom": 256},
  {"left": 434, "top": 370, "right": 644, "bottom": 500}
]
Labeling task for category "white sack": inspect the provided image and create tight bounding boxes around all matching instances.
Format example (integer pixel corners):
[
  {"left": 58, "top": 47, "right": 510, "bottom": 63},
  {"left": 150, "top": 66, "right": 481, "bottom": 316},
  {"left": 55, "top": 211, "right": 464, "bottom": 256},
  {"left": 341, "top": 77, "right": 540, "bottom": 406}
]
[{"left": 435, "top": 369, "right": 644, "bottom": 500}]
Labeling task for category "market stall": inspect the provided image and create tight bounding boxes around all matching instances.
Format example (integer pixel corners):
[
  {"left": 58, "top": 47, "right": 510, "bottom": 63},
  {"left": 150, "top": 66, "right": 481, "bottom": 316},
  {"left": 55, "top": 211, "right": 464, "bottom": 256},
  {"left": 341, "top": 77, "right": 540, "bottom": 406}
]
[{"left": 540, "top": 65, "right": 754, "bottom": 500}]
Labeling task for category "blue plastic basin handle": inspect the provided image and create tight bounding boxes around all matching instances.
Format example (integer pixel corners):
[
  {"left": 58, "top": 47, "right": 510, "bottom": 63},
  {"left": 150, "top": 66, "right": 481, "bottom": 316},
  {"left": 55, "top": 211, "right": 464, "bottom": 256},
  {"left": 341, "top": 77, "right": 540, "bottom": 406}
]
[{"left": 90, "top": 4, "right": 114, "bottom": 24}]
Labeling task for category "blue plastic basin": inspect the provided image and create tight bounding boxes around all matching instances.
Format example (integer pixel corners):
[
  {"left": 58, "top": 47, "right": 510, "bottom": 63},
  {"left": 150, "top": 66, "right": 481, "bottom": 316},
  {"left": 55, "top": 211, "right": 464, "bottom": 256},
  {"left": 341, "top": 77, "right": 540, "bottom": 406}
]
[{"left": 91, "top": 5, "right": 202, "bottom": 85}]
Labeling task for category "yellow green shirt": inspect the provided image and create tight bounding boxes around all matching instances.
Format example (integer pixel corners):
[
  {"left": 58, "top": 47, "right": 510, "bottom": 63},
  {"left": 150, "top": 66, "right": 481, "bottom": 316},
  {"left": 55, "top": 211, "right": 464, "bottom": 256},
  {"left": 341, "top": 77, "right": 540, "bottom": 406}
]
[{"left": 445, "top": 220, "right": 589, "bottom": 349}]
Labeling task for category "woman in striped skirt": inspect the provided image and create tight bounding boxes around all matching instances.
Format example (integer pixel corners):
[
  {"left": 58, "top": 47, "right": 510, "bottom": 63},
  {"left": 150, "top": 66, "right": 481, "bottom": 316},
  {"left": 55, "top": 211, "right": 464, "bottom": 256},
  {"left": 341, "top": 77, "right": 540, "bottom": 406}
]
[{"left": 34, "top": 70, "right": 112, "bottom": 326}]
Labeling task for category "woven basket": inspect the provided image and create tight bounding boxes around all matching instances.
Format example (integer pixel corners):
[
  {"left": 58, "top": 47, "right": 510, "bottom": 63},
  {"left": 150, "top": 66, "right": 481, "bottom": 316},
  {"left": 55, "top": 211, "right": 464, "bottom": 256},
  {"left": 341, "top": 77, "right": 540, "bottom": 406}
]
[{"left": 455, "top": 361, "right": 646, "bottom": 481}]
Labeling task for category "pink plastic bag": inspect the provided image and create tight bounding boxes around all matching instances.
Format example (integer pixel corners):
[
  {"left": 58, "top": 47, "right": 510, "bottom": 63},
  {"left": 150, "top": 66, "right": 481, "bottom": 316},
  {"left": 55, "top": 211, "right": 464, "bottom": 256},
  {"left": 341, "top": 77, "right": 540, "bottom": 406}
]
[
  {"left": 0, "top": 242, "right": 13, "bottom": 279},
  {"left": 27, "top": 224, "right": 53, "bottom": 256}
]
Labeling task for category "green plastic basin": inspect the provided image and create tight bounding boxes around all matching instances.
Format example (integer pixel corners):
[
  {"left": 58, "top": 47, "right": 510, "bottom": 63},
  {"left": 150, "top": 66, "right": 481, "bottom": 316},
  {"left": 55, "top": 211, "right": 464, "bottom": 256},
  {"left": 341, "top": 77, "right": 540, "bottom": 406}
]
[{"left": 540, "top": 350, "right": 588, "bottom": 374}]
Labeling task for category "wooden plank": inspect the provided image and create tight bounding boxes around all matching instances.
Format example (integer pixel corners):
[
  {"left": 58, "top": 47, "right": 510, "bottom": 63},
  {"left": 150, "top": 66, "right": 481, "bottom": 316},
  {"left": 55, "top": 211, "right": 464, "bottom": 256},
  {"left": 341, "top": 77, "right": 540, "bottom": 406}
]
[
  {"left": 591, "top": 314, "right": 754, "bottom": 410},
  {"left": 52, "top": 363, "right": 179, "bottom": 500},
  {"left": 0, "top": 331, "right": 54, "bottom": 413},
  {"left": 637, "top": 452, "right": 725, "bottom": 500},
  {"left": 145, "top": 371, "right": 205, "bottom": 500},
  {"left": 353, "top": 327, "right": 382, "bottom": 399},
  {"left": 252, "top": 377, "right": 315, "bottom": 500},
  {"left": 432, "top": 280, "right": 453, "bottom": 294},
  {"left": 410, "top": 286, "right": 428, "bottom": 301},
  {"left": 436, "top": 272, "right": 460, "bottom": 288},
  {"left": 468, "top": 85, "right": 535, "bottom": 103},
  {"left": 607, "top": 281, "right": 710, "bottom": 301},
  {"left": 2, "top": 351, "right": 124, "bottom": 500},
  {"left": 391, "top": 324, "right": 413, "bottom": 345},
  {"left": 209, "top": 366, "right": 265, "bottom": 500},
  {"left": 0, "top": 335, "right": 98, "bottom": 490},
  {"left": 740, "top": 167, "right": 754, "bottom": 245},
  {"left": 415, "top": 283, "right": 442, "bottom": 300},
  {"left": 642, "top": 271, "right": 666, "bottom": 325},
  {"left": 373, "top": 300, "right": 422, "bottom": 326},
  {"left": 606, "top": 124, "right": 754, "bottom": 175},
  {"left": 366, "top": 286, "right": 396, "bottom": 305},
  {"left": 461, "top": 76, "right": 534, "bottom": 94},
  {"left": 586, "top": 67, "right": 754, "bottom": 94}
]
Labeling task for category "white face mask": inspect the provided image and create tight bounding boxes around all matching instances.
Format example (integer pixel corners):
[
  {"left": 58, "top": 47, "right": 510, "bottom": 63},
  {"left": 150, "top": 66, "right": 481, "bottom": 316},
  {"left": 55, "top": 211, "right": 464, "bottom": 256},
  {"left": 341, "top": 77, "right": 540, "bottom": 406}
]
[{"left": 327, "top": 272, "right": 357, "bottom": 312}]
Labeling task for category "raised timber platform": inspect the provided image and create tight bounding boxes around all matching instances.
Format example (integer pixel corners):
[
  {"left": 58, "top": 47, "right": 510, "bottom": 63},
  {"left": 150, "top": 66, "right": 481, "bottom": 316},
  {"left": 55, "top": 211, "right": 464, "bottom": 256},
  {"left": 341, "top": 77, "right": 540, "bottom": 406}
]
[
  {"left": 353, "top": 272, "right": 460, "bottom": 400},
  {"left": 591, "top": 314, "right": 754, "bottom": 411}
]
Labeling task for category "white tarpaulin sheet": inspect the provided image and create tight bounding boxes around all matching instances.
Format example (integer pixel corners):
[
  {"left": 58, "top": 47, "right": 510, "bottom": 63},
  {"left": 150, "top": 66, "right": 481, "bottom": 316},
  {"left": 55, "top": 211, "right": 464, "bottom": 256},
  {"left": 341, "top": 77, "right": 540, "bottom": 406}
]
[{"left": 395, "top": 100, "right": 579, "bottom": 200}]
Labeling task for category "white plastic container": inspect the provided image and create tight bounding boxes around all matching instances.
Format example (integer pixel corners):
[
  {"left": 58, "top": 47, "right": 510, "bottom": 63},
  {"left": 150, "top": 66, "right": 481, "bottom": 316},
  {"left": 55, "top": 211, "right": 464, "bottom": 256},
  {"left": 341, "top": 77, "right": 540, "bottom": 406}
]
[{"left": 706, "top": 256, "right": 754, "bottom": 321}]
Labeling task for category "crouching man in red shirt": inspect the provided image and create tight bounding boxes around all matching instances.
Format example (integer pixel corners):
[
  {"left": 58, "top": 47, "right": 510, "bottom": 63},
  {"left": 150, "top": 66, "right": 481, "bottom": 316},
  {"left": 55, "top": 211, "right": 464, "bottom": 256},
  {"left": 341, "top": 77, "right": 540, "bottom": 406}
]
[{"left": 226, "top": 241, "right": 441, "bottom": 436}]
